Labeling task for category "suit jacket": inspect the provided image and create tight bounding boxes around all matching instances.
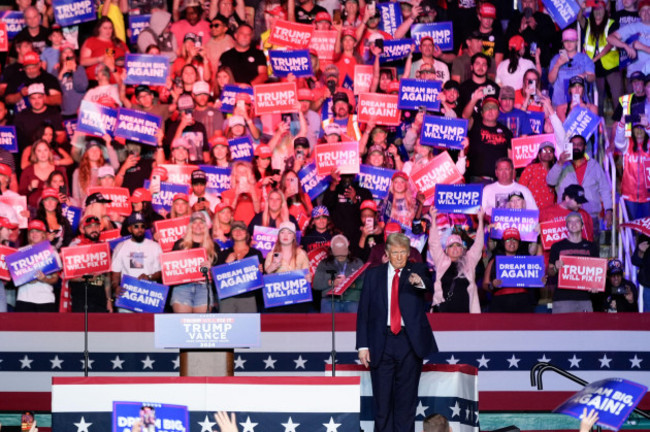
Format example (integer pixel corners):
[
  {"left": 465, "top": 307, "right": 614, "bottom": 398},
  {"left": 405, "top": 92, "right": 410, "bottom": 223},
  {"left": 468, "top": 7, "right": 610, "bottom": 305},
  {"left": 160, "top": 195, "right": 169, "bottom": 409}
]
[{"left": 356, "top": 262, "right": 437, "bottom": 363}]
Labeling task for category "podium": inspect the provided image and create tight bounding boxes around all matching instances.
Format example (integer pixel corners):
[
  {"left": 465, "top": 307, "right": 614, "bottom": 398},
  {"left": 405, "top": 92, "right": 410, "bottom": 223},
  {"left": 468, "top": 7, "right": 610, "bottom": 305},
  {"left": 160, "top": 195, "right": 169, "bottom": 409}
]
[{"left": 154, "top": 313, "right": 261, "bottom": 376}]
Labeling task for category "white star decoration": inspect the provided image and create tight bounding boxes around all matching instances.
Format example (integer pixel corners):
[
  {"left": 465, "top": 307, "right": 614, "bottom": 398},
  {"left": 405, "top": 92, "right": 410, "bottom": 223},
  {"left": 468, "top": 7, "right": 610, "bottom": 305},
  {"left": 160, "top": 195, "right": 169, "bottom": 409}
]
[
  {"left": 234, "top": 355, "right": 247, "bottom": 369},
  {"left": 294, "top": 355, "right": 307, "bottom": 369},
  {"left": 568, "top": 354, "right": 581, "bottom": 368},
  {"left": 74, "top": 416, "right": 92, "bottom": 432},
  {"left": 111, "top": 356, "right": 124, "bottom": 370},
  {"left": 80, "top": 359, "right": 94, "bottom": 369},
  {"left": 239, "top": 416, "right": 258, "bottom": 432},
  {"left": 19, "top": 355, "right": 33, "bottom": 369},
  {"left": 449, "top": 402, "right": 461, "bottom": 418},
  {"left": 172, "top": 356, "right": 180, "bottom": 370},
  {"left": 598, "top": 354, "right": 612, "bottom": 368},
  {"left": 282, "top": 417, "right": 300, "bottom": 432},
  {"left": 446, "top": 355, "right": 460, "bottom": 365},
  {"left": 322, "top": 417, "right": 341, "bottom": 432},
  {"left": 141, "top": 356, "right": 155, "bottom": 369},
  {"left": 506, "top": 354, "right": 520, "bottom": 368},
  {"left": 263, "top": 355, "right": 277, "bottom": 369},
  {"left": 197, "top": 415, "right": 216, "bottom": 432},
  {"left": 630, "top": 355, "right": 643, "bottom": 368},
  {"left": 50, "top": 355, "right": 64, "bottom": 369},
  {"left": 537, "top": 354, "right": 551, "bottom": 363},
  {"left": 324, "top": 355, "right": 337, "bottom": 364},
  {"left": 476, "top": 354, "right": 490, "bottom": 368},
  {"left": 416, "top": 400, "right": 429, "bottom": 417}
]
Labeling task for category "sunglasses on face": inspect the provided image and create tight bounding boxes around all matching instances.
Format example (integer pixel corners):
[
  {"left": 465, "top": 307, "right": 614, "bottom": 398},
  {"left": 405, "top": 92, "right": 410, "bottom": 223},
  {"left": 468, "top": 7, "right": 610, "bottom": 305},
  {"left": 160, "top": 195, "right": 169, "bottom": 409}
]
[{"left": 211, "top": 22, "right": 223, "bottom": 28}]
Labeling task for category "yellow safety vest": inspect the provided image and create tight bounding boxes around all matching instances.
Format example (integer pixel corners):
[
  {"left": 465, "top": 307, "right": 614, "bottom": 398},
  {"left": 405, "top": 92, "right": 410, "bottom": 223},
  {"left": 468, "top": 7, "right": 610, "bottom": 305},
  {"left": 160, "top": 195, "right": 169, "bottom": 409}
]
[
  {"left": 322, "top": 116, "right": 362, "bottom": 141},
  {"left": 619, "top": 93, "right": 633, "bottom": 138},
  {"left": 584, "top": 19, "right": 619, "bottom": 71}
]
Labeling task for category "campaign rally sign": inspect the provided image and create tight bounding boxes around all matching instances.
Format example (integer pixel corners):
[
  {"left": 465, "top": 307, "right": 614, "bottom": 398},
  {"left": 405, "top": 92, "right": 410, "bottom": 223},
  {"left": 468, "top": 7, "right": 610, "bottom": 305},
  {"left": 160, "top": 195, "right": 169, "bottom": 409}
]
[
  {"left": 511, "top": 133, "right": 556, "bottom": 169},
  {"left": 0, "top": 23, "right": 8, "bottom": 51},
  {"left": 298, "top": 162, "right": 330, "bottom": 201},
  {"left": 540, "top": 219, "right": 569, "bottom": 250},
  {"left": 356, "top": 164, "right": 395, "bottom": 200},
  {"left": 114, "top": 108, "right": 162, "bottom": 146},
  {"left": 160, "top": 164, "right": 198, "bottom": 186},
  {"left": 77, "top": 100, "right": 117, "bottom": 137},
  {"left": 490, "top": 209, "right": 539, "bottom": 242},
  {"left": 269, "top": 50, "right": 313, "bottom": 78},
  {"left": 398, "top": 78, "right": 442, "bottom": 111},
  {"left": 160, "top": 248, "right": 207, "bottom": 285},
  {"left": 219, "top": 84, "right": 254, "bottom": 114},
  {"left": 151, "top": 182, "right": 190, "bottom": 213},
  {"left": 252, "top": 226, "right": 278, "bottom": 258},
  {"left": 378, "top": 2, "right": 402, "bottom": 35},
  {"left": 52, "top": 0, "right": 96, "bottom": 26},
  {"left": 553, "top": 378, "right": 648, "bottom": 431},
  {"left": 268, "top": 19, "right": 314, "bottom": 49},
  {"left": 254, "top": 82, "right": 298, "bottom": 115},
  {"left": 357, "top": 93, "right": 400, "bottom": 126},
  {"left": 212, "top": 256, "right": 263, "bottom": 300},
  {"left": 435, "top": 184, "right": 482, "bottom": 214},
  {"left": 153, "top": 216, "right": 190, "bottom": 252},
  {"left": 621, "top": 217, "right": 650, "bottom": 237},
  {"left": 380, "top": 39, "right": 414, "bottom": 63},
  {"left": 0, "top": 245, "right": 17, "bottom": 281},
  {"left": 5, "top": 241, "right": 61, "bottom": 286},
  {"left": 354, "top": 65, "right": 374, "bottom": 95},
  {"left": 60, "top": 243, "right": 111, "bottom": 279},
  {"left": 307, "top": 246, "right": 329, "bottom": 276},
  {"left": 0, "top": 11, "right": 24, "bottom": 39},
  {"left": 619, "top": 34, "right": 640, "bottom": 69},
  {"left": 558, "top": 256, "right": 607, "bottom": 292},
  {"left": 61, "top": 205, "right": 82, "bottom": 233},
  {"left": 115, "top": 274, "right": 169, "bottom": 313},
  {"left": 496, "top": 256, "right": 545, "bottom": 288},
  {"left": 420, "top": 115, "right": 468, "bottom": 150},
  {"left": 87, "top": 186, "right": 132, "bottom": 216},
  {"left": 309, "top": 29, "right": 337, "bottom": 60},
  {"left": 129, "top": 14, "right": 151, "bottom": 44},
  {"left": 315, "top": 141, "right": 360, "bottom": 176},
  {"left": 528, "top": 111, "right": 545, "bottom": 135},
  {"left": 229, "top": 136, "right": 254, "bottom": 162},
  {"left": 542, "top": 0, "right": 580, "bottom": 28},
  {"left": 112, "top": 401, "right": 188, "bottom": 432},
  {"left": 411, "top": 22, "right": 454, "bottom": 51},
  {"left": 124, "top": 54, "right": 170, "bottom": 86},
  {"left": 263, "top": 269, "right": 312, "bottom": 308},
  {"left": 403, "top": 225, "right": 428, "bottom": 252},
  {"left": 331, "top": 263, "right": 371, "bottom": 296},
  {"left": 63, "top": 119, "right": 77, "bottom": 140},
  {"left": 411, "top": 152, "right": 464, "bottom": 200},
  {"left": 0, "top": 125, "right": 17, "bottom": 152},
  {"left": 198, "top": 165, "right": 231, "bottom": 195},
  {"left": 563, "top": 107, "right": 600, "bottom": 141},
  {"left": 0, "top": 195, "right": 27, "bottom": 228}
]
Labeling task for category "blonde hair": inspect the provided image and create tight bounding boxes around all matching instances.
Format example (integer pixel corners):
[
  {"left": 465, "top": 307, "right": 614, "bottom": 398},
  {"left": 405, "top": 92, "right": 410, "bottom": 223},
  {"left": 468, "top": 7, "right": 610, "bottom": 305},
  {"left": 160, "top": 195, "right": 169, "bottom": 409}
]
[
  {"left": 270, "top": 229, "right": 299, "bottom": 269},
  {"left": 29, "top": 140, "right": 54, "bottom": 164},
  {"left": 179, "top": 218, "right": 217, "bottom": 263},
  {"left": 262, "top": 189, "right": 290, "bottom": 227}
]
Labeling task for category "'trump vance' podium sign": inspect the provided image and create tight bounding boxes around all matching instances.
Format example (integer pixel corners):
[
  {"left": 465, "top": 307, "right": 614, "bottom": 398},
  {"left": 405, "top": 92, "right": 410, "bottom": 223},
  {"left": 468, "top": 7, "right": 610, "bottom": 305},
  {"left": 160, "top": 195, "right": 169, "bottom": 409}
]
[{"left": 154, "top": 314, "right": 261, "bottom": 349}]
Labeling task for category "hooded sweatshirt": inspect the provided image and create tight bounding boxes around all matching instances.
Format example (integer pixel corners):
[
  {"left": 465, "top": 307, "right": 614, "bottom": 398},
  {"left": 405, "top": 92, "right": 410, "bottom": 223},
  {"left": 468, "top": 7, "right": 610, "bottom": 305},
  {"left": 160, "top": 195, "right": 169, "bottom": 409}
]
[{"left": 137, "top": 10, "right": 178, "bottom": 62}]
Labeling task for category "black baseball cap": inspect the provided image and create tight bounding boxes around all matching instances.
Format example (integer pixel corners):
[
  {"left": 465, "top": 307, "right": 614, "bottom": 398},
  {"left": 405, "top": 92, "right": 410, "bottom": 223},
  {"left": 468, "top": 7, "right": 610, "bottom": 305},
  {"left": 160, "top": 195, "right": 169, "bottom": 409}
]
[
  {"left": 563, "top": 184, "right": 588, "bottom": 204},
  {"left": 191, "top": 169, "right": 207, "bottom": 184},
  {"left": 85, "top": 192, "right": 112, "bottom": 206},
  {"left": 294, "top": 137, "right": 309, "bottom": 148}
]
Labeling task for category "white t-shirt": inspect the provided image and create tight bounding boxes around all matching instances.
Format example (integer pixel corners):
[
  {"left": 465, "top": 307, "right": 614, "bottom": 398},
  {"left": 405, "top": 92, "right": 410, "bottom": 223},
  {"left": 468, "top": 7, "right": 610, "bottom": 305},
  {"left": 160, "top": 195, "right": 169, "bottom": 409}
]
[
  {"left": 83, "top": 84, "right": 122, "bottom": 106},
  {"left": 111, "top": 238, "right": 162, "bottom": 278},
  {"left": 410, "top": 58, "right": 450, "bottom": 83},
  {"left": 496, "top": 58, "right": 536, "bottom": 90},
  {"left": 482, "top": 181, "right": 538, "bottom": 216}
]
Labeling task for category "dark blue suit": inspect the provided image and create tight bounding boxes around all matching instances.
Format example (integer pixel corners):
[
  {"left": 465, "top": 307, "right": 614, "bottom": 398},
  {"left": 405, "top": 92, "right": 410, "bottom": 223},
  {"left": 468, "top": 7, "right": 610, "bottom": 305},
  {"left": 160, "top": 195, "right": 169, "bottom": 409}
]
[{"left": 356, "top": 262, "right": 437, "bottom": 432}]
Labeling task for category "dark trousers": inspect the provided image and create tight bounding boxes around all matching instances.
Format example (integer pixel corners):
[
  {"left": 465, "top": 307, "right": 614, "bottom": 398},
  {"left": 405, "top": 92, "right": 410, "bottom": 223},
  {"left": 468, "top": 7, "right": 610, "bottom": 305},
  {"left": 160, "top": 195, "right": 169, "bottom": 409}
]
[{"left": 370, "top": 329, "right": 422, "bottom": 432}]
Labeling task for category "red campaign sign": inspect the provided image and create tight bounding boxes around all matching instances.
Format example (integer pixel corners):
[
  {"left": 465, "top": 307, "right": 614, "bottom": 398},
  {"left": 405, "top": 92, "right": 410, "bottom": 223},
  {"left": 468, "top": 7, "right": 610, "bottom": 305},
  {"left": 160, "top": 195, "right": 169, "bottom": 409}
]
[
  {"left": 159, "top": 164, "right": 198, "bottom": 186},
  {"left": 254, "top": 82, "right": 298, "bottom": 115},
  {"left": 621, "top": 217, "right": 650, "bottom": 237},
  {"left": 161, "top": 248, "right": 207, "bottom": 285},
  {"left": 154, "top": 216, "right": 190, "bottom": 252},
  {"left": 308, "top": 246, "right": 329, "bottom": 276},
  {"left": 540, "top": 219, "right": 590, "bottom": 250},
  {"left": 511, "top": 134, "right": 556, "bottom": 169},
  {"left": 99, "top": 229, "right": 121, "bottom": 242},
  {"left": 0, "top": 245, "right": 17, "bottom": 281},
  {"left": 87, "top": 187, "right": 132, "bottom": 216},
  {"left": 357, "top": 93, "right": 400, "bottom": 126},
  {"left": 309, "top": 30, "right": 337, "bottom": 61},
  {"left": 268, "top": 19, "right": 314, "bottom": 49},
  {"left": 330, "top": 263, "right": 370, "bottom": 296},
  {"left": 60, "top": 243, "right": 111, "bottom": 279},
  {"left": 0, "top": 195, "right": 27, "bottom": 228},
  {"left": 411, "top": 152, "right": 464, "bottom": 200},
  {"left": 314, "top": 141, "right": 360, "bottom": 176},
  {"left": 558, "top": 255, "right": 608, "bottom": 292},
  {"left": 354, "top": 65, "right": 374, "bottom": 95},
  {"left": 0, "top": 23, "right": 8, "bottom": 52},
  {"left": 643, "top": 159, "right": 650, "bottom": 190}
]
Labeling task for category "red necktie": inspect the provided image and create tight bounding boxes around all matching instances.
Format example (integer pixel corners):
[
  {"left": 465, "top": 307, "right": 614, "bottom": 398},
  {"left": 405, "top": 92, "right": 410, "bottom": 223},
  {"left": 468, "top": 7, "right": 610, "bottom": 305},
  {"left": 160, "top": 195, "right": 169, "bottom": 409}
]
[{"left": 390, "top": 269, "right": 401, "bottom": 334}]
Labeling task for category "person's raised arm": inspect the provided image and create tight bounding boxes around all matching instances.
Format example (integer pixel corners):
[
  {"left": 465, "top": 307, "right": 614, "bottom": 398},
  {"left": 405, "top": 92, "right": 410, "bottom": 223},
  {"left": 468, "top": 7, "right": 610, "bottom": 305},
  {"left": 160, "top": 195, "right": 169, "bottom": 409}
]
[{"left": 287, "top": 0, "right": 296, "bottom": 22}]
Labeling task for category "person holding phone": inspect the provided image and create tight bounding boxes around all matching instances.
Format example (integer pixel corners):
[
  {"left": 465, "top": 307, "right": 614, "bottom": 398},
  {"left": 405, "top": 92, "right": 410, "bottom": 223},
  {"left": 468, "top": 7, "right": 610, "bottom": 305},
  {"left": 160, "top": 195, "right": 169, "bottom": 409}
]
[
  {"left": 220, "top": 161, "right": 262, "bottom": 225},
  {"left": 614, "top": 122, "right": 650, "bottom": 220},
  {"left": 555, "top": 76, "right": 599, "bottom": 122},
  {"left": 56, "top": 47, "right": 89, "bottom": 118},
  {"left": 548, "top": 28, "right": 595, "bottom": 106},
  {"left": 247, "top": 189, "right": 298, "bottom": 236},
  {"left": 35, "top": 187, "right": 74, "bottom": 250}
]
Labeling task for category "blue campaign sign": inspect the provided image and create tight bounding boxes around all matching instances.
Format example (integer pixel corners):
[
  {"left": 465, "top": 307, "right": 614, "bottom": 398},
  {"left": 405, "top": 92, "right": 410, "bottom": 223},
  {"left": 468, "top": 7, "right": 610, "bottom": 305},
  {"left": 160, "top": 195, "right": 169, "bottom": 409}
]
[
  {"left": 269, "top": 50, "right": 313, "bottom": 78},
  {"left": 380, "top": 39, "right": 415, "bottom": 63},
  {"left": 553, "top": 378, "right": 648, "bottom": 431},
  {"left": 398, "top": 78, "right": 441, "bottom": 111},
  {"left": 154, "top": 313, "right": 261, "bottom": 348},
  {"left": 490, "top": 208, "right": 540, "bottom": 242},
  {"left": 114, "top": 107, "right": 162, "bottom": 146},
  {"left": 228, "top": 136, "right": 254, "bottom": 162},
  {"left": 212, "top": 256, "right": 263, "bottom": 300},
  {"left": 541, "top": 0, "right": 580, "bottom": 29},
  {"left": 496, "top": 255, "right": 545, "bottom": 288},
  {"left": 115, "top": 274, "right": 169, "bottom": 313},
  {"left": 220, "top": 85, "right": 254, "bottom": 114},
  {"left": 342, "top": 74, "right": 353, "bottom": 92},
  {"left": 0, "top": 126, "right": 17, "bottom": 152},
  {"left": 0, "top": 11, "right": 24, "bottom": 39},
  {"left": 112, "top": 401, "right": 188, "bottom": 432},
  {"left": 77, "top": 100, "right": 117, "bottom": 137},
  {"left": 252, "top": 226, "right": 278, "bottom": 258},
  {"left": 124, "top": 53, "right": 170, "bottom": 86},
  {"left": 435, "top": 184, "right": 482, "bottom": 214},
  {"left": 63, "top": 119, "right": 77, "bottom": 140},
  {"left": 528, "top": 111, "right": 545, "bottom": 135},
  {"left": 198, "top": 165, "right": 232, "bottom": 195},
  {"left": 563, "top": 107, "right": 600, "bottom": 141},
  {"left": 619, "top": 35, "right": 640, "bottom": 69},
  {"left": 420, "top": 115, "right": 468, "bottom": 149},
  {"left": 298, "top": 162, "right": 330, "bottom": 201},
  {"left": 378, "top": 2, "right": 403, "bottom": 36},
  {"left": 62, "top": 205, "right": 82, "bottom": 232},
  {"left": 356, "top": 164, "right": 395, "bottom": 200},
  {"left": 129, "top": 14, "right": 151, "bottom": 44},
  {"left": 263, "top": 270, "right": 313, "bottom": 308},
  {"left": 151, "top": 182, "right": 190, "bottom": 213},
  {"left": 6, "top": 241, "right": 61, "bottom": 286},
  {"left": 412, "top": 22, "right": 454, "bottom": 52},
  {"left": 52, "top": 0, "right": 96, "bottom": 26}
]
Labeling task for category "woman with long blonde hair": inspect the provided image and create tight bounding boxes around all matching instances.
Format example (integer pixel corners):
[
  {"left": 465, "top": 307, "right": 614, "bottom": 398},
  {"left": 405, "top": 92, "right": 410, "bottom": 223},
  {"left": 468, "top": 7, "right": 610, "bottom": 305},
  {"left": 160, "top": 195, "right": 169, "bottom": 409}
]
[
  {"left": 220, "top": 161, "right": 262, "bottom": 226},
  {"left": 19, "top": 140, "right": 68, "bottom": 212},
  {"left": 388, "top": 171, "right": 417, "bottom": 227}
]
